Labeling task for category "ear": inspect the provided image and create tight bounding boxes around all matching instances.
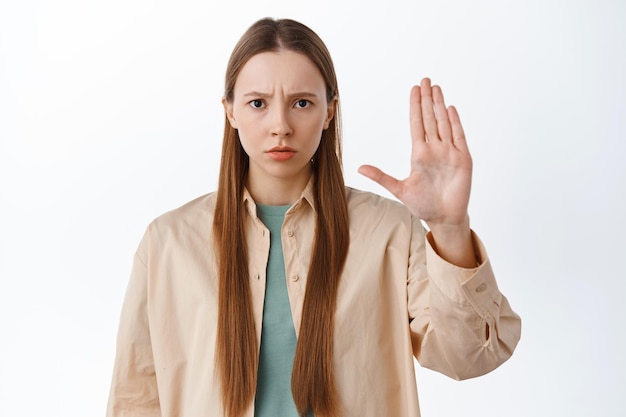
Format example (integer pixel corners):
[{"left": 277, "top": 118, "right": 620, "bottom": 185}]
[
  {"left": 323, "top": 96, "right": 337, "bottom": 130},
  {"left": 222, "top": 97, "right": 238, "bottom": 129}
]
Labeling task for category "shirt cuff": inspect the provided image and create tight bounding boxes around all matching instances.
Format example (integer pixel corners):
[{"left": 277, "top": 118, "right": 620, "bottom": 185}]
[{"left": 425, "top": 230, "right": 501, "bottom": 317}]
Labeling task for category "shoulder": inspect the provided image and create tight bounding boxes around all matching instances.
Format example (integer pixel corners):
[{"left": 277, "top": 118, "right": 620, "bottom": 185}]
[
  {"left": 345, "top": 186, "right": 419, "bottom": 241},
  {"left": 142, "top": 192, "right": 217, "bottom": 244},
  {"left": 153, "top": 192, "right": 216, "bottom": 225},
  {"left": 133, "top": 193, "right": 219, "bottom": 277},
  {"left": 344, "top": 187, "right": 426, "bottom": 258},
  {"left": 345, "top": 186, "right": 411, "bottom": 220}
]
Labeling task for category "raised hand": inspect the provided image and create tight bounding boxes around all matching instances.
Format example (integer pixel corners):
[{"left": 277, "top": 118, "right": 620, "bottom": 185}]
[{"left": 358, "top": 78, "right": 476, "bottom": 267}]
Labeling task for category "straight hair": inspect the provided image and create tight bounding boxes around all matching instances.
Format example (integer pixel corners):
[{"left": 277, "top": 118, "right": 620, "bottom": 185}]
[{"left": 213, "top": 18, "right": 349, "bottom": 417}]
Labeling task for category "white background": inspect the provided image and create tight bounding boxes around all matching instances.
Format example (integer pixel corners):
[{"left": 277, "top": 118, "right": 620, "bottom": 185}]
[{"left": 1, "top": 0, "right": 625, "bottom": 416}]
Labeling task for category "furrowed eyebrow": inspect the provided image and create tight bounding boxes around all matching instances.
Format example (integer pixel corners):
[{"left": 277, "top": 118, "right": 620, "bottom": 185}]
[
  {"left": 241, "top": 91, "right": 320, "bottom": 99},
  {"left": 241, "top": 91, "right": 270, "bottom": 99}
]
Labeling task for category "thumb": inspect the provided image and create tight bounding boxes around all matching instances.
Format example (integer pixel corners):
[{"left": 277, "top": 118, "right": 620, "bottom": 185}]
[{"left": 358, "top": 165, "right": 402, "bottom": 199}]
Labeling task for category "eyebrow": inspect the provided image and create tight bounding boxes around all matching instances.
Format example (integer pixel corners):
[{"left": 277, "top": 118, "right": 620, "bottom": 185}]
[{"left": 241, "top": 91, "right": 321, "bottom": 99}]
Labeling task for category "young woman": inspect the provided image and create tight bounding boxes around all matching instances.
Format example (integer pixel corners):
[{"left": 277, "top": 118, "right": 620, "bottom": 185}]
[{"left": 107, "top": 17, "right": 521, "bottom": 417}]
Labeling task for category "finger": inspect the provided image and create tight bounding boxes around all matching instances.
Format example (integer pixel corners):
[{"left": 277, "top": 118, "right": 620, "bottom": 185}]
[
  {"left": 358, "top": 165, "right": 403, "bottom": 199},
  {"left": 409, "top": 85, "right": 425, "bottom": 145},
  {"left": 433, "top": 85, "right": 452, "bottom": 143},
  {"left": 420, "top": 78, "right": 439, "bottom": 143},
  {"left": 447, "top": 105, "right": 470, "bottom": 153}
]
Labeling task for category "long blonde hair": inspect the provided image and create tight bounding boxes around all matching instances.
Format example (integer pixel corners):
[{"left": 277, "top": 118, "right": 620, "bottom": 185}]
[{"left": 213, "top": 18, "right": 349, "bottom": 417}]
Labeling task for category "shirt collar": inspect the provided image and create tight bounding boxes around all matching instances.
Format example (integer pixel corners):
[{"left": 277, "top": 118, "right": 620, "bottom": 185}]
[{"left": 242, "top": 176, "right": 317, "bottom": 218}]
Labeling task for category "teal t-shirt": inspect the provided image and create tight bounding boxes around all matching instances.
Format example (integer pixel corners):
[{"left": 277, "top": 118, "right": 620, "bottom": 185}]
[{"left": 254, "top": 204, "right": 300, "bottom": 417}]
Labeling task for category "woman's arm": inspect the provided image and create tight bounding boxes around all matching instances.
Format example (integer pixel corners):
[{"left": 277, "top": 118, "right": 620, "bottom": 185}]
[
  {"left": 106, "top": 249, "right": 161, "bottom": 417},
  {"left": 408, "top": 219, "right": 521, "bottom": 379},
  {"left": 360, "top": 78, "right": 520, "bottom": 377}
]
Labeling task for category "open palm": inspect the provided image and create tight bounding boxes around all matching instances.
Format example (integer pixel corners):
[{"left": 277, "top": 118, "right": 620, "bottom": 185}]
[{"left": 359, "top": 78, "right": 472, "bottom": 229}]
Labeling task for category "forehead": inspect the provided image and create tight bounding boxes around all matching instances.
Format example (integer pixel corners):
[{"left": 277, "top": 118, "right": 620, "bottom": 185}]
[{"left": 234, "top": 50, "right": 326, "bottom": 95}]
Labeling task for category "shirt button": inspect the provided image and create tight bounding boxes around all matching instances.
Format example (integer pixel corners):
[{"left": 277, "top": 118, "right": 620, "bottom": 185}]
[
  {"left": 475, "top": 283, "right": 487, "bottom": 293},
  {"left": 291, "top": 275, "right": 299, "bottom": 282},
  {"left": 287, "top": 230, "right": 294, "bottom": 237}
]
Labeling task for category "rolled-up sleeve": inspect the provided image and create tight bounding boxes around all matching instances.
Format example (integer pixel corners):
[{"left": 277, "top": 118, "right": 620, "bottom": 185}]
[
  {"left": 106, "top": 234, "right": 161, "bottom": 417},
  {"left": 408, "top": 217, "right": 521, "bottom": 380}
]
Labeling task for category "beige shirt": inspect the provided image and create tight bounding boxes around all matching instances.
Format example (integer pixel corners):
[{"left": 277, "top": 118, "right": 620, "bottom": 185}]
[{"left": 107, "top": 183, "right": 521, "bottom": 417}]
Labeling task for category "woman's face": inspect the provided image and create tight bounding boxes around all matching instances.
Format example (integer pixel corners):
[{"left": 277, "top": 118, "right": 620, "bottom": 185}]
[{"left": 223, "top": 50, "right": 334, "bottom": 199}]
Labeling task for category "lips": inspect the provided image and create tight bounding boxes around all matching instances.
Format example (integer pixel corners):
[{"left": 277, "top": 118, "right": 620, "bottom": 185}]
[{"left": 266, "top": 146, "right": 296, "bottom": 161}]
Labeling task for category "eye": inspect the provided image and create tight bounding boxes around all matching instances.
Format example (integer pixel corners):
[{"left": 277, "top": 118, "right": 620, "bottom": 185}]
[
  {"left": 249, "top": 99, "right": 265, "bottom": 109},
  {"left": 295, "top": 99, "right": 311, "bottom": 108}
]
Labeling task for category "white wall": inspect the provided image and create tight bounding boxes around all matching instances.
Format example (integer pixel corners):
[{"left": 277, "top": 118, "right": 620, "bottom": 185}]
[{"left": 1, "top": 0, "right": 624, "bottom": 415}]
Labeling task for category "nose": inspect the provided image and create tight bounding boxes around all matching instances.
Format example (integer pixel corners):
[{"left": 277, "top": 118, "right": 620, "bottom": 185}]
[{"left": 269, "top": 106, "right": 293, "bottom": 137}]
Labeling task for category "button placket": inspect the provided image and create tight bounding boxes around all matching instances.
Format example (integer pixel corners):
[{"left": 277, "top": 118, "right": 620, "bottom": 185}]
[{"left": 251, "top": 219, "right": 269, "bottom": 283}]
